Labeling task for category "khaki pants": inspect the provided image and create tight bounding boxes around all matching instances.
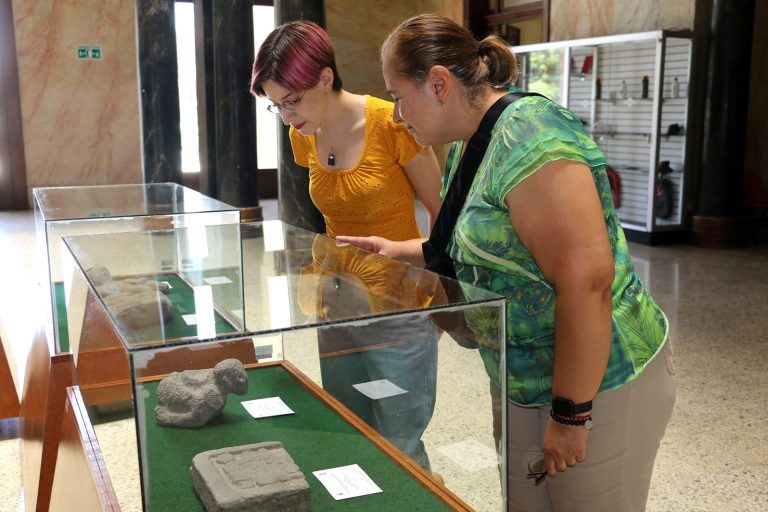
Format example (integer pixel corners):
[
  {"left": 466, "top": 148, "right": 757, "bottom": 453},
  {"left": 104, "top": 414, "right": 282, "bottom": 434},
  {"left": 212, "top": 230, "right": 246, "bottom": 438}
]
[{"left": 494, "top": 341, "right": 677, "bottom": 512}]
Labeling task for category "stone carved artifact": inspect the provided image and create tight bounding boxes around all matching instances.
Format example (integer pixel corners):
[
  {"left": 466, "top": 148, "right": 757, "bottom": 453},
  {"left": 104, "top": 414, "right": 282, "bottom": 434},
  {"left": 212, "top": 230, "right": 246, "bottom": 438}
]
[
  {"left": 190, "top": 441, "right": 310, "bottom": 512},
  {"left": 88, "top": 265, "right": 173, "bottom": 329},
  {"left": 155, "top": 358, "right": 249, "bottom": 428}
]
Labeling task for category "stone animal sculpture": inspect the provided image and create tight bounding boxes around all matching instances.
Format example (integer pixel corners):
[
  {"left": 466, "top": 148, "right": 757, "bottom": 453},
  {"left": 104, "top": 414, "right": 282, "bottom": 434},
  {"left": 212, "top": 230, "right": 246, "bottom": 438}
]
[{"left": 155, "top": 358, "right": 249, "bottom": 428}]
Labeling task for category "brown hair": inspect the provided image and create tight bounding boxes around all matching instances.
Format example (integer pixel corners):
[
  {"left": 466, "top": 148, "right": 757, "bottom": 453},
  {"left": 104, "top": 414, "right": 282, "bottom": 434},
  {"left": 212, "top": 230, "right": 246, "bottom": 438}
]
[{"left": 381, "top": 14, "right": 519, "bottom": 106}]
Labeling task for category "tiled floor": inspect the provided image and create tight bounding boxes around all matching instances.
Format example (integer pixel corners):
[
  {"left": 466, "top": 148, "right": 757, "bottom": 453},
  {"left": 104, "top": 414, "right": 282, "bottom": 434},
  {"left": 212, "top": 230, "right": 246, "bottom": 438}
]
[{"left": 1, "top": 203, "right": 767, "bottom": 511}]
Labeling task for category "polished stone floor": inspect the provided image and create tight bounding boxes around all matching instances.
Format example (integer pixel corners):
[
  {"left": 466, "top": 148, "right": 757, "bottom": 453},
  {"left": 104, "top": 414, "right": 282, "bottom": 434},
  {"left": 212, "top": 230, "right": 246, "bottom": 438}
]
[{"left": 1, "top": 204, "right": 767, "bottom": 511}]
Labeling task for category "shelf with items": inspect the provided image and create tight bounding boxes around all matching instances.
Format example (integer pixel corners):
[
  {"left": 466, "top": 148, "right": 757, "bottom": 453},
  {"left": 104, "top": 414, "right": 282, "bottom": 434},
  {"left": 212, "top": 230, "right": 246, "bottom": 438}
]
[
  {"left": 513, "top": 30, "right": 693, "bottom": 241},
  {"left": 593, "top": 97, "right": 690, "bottom": 104},
  {"left": 594, "top": 98, "right": 654, "bottom": 104},
  {"left": 608, "top": 164, "right": 685, "bottom": 176},
  {"left": 590, "top": 130, "right": 686, "bottom": 141},
  {"left": 591, "top": 130, "right": 652, "bottom": 138}
]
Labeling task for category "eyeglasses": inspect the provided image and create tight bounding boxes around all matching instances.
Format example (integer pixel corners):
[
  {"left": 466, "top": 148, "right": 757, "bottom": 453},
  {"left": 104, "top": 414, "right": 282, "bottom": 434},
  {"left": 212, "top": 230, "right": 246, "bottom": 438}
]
[
  {"left": 266, "top": 90, "right": 306, "bottom": 114},
  {"left": 526, "top": 454, "right": 547, "bottom": 486}
]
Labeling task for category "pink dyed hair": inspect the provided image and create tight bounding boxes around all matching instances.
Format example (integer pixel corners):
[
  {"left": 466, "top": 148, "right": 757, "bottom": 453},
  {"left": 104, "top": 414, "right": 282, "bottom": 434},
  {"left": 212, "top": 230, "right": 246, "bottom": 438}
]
[{"left": 250, "top": 20, "right": 342, "bottom": 96}]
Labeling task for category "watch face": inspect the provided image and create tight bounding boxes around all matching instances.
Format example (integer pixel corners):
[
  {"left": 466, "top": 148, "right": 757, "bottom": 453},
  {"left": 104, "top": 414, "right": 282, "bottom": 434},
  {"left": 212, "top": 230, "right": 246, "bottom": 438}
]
[
  {"left": 552, "top": 396, "right": 592, "bottom": 416},
  {"left": 585, "top": 418, "right": 594, "bottom": 431},
  {"left": 552, "top": 397, "right": 574, "bottom": 416}
]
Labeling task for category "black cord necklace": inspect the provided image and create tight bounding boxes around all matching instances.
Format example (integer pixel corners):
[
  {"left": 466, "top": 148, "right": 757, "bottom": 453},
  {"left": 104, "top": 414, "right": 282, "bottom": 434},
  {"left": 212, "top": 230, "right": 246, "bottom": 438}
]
[{"left": 327, "top": 147, "right": 335, "bottom": 166}]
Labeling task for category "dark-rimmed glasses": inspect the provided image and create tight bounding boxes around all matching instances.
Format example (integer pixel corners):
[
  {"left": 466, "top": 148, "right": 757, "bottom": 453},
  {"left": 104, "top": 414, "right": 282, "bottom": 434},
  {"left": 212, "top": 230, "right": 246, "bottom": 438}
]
[{"left": 266, "top": 90, "right": 306, "bottom": 114}]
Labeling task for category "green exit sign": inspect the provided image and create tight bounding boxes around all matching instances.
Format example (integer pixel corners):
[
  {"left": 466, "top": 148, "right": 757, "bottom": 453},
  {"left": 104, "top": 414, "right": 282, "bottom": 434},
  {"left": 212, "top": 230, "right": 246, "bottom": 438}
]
[{"left": 76, "top": 45, "right": 102, "bottom": 60}]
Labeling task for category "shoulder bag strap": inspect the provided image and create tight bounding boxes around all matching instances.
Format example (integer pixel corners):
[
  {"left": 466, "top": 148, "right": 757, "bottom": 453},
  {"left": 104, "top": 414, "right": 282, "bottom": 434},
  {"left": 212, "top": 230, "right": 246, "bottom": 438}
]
[{"left": 423, "top": 92, "right": 544, "bottom": 276}]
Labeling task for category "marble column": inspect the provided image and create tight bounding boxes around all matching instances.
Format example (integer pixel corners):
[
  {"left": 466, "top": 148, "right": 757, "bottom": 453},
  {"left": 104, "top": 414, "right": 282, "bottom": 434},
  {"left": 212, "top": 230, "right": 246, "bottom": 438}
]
[
  {"left": 195, "top": 0, "right": 259, "bottom": 216},
  {"left": 136, "top": 0, "right": 183, "bottom": 185},
  {"left": 0, "top": 0, "right": 26, "bottom": 209},
  {"left": 274, "top": 0, "right": 325, "bottom": 233},
  {"left": 691, "top": 0, "right": 756, "bottom": 247}
]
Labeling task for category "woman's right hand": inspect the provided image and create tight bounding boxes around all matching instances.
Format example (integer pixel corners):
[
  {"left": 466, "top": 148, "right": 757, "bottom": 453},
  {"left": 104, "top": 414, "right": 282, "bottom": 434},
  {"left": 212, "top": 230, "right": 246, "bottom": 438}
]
[
  {"left": 542, "top": 418, "right": 589, "bottom": 477},
  {"left": 334, "top": 235, "right": 388, "bottom": 254}
]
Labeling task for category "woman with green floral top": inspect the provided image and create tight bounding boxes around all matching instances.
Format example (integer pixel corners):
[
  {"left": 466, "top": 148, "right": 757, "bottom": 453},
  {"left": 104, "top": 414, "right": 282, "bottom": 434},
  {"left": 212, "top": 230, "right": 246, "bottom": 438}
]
[{"left": 337, "top": 13, "right": 676, "bottom": 511}]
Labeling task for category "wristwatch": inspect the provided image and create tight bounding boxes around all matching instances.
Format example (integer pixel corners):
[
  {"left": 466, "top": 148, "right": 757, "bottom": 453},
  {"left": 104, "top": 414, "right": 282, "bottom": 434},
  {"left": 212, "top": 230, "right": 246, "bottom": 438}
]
[{"left": 551, "top": 396, "right": 592, "bottom": 417}]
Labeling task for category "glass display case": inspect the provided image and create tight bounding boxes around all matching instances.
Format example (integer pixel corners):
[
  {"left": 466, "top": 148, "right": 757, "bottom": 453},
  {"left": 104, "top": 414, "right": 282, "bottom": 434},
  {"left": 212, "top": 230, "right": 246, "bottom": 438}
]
[
  {"left": 33, "top": 183, "right": 240, "bottom": 353},
  {"left": 61, "top": 221, "right": 507, "bottom": 511},
  {"left": 513, "top": 30, "right": 693, "bottom": 243}
]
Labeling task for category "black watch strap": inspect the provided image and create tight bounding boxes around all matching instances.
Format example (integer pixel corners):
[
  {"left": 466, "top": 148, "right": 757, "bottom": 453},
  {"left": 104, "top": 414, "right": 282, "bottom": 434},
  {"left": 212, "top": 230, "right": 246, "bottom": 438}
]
[{"left": 552, "top": 396, "right": 593, "bottom": 417}]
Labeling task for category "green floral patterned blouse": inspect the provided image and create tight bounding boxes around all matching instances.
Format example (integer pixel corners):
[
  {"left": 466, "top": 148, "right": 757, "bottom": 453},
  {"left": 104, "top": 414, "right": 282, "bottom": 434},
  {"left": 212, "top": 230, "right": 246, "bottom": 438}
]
[{"left": 444, "top": 92, "right": 668, "bottom": 406}]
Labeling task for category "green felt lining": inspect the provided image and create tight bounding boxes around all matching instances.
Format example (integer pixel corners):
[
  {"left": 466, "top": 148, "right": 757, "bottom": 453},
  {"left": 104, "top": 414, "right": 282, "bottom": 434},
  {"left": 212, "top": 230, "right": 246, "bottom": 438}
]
[
  {"left": 129, "top": 273, "right": 238, "bottom": 343},
  {"left": 54, "top": 283, "right": 70, "bottom": 352},
  {"left": 137, "top": 365, "right": 451, "bottom": 511}
]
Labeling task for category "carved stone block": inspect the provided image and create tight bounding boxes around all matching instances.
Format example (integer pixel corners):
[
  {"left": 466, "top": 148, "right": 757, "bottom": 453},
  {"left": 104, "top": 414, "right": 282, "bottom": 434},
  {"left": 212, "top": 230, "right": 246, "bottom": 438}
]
[
  {"left": 88, "top": 265, "right": 174, "bottom": 329},
  {"left": 190, "top": 441, "right": 310, "bottom": 511}
]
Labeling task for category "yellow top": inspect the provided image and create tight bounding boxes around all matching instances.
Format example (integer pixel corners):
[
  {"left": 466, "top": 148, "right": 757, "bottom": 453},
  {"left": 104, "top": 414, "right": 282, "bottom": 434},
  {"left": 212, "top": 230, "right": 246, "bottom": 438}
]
[
  {"left": 297, "top": 236, "right": 441, "bottom": 322},
  {"left": 290, "top": 95, "right": 423, "bottom": 240}
]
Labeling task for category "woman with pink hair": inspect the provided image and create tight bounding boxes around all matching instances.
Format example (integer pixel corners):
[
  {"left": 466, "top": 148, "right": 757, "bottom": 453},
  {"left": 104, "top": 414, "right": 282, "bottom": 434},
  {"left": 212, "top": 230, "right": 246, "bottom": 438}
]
[
  {"left": 251, "top": 21, "right": 443, "bottom": 474},
  {"left": 250, "top": 20, "right": 442, "bottom": 240}
]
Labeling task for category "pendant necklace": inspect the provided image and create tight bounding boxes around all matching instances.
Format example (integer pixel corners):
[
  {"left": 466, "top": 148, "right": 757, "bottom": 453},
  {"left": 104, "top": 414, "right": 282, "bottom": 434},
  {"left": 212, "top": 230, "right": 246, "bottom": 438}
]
[{"left": 327, "top": 147, "right": 335, "bottom": 166}]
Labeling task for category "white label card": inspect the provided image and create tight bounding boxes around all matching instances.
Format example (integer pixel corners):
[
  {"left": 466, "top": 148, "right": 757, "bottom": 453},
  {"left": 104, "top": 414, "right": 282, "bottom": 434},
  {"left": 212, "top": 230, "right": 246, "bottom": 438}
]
[
  {"left": 313, "top": 464, "right": 383, "bottom": 500},
  {"left": 203, "top": 276, "right": 232, "bottom": 285},
  {"left": 352, "top": 379, "right": 408, "bottom": 400},
  {"left": 241, "top": 397, "right": 294, "bottom": 419}
]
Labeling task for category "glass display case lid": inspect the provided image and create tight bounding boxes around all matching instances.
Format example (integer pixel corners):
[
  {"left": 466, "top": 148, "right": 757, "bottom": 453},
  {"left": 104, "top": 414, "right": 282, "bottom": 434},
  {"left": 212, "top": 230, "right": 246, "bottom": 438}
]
[
  {"left": 33, "top": 183, "right": 238, "bottom": 221},
  {"left": 62, "top": 221, "right": 504, "bottom": 351}
]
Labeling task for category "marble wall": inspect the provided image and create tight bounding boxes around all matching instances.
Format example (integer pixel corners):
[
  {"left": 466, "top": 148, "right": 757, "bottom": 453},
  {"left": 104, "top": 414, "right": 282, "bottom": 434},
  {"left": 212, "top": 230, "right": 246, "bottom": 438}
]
[
  {"left": 326, "top": 0, "right": 462, "bottom": 167},
  {"left": 10, "top": 0, "right": 764, "bottom": 200},
  {"left": 327, "top": 0, "right": 462, "bottom": 100},
  {"left": 329, "top": 0, "right": 698, "bottom": 105},
  {"left": 12, "top": 0, "right": 142, "bottom": 193},
  {"left": 550, "top": 0, "right": 695, "bottom": 40}
]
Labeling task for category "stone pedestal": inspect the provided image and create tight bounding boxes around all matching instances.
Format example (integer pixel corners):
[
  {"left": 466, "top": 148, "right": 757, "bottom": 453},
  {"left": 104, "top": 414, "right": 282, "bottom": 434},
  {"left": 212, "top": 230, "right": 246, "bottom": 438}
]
[
  {"left": 691, "top": 0, "right": 756, "bottom": 247},
  {"left": 691, "top": 215, "right": 747, "bottom": 248}
]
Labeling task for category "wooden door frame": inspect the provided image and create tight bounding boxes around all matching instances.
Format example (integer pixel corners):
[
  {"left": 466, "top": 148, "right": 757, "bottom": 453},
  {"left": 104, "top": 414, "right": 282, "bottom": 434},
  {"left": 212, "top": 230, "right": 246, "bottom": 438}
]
[{"left": 467, "top": 0, "right": 550, "bottom": 43}]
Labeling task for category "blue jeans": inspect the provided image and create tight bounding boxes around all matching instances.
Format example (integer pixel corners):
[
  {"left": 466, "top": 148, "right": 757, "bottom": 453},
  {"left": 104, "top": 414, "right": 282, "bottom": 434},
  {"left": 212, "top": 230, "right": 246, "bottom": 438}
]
[{"left": 317, "top": 315, "right": 438, "bottom": 471}]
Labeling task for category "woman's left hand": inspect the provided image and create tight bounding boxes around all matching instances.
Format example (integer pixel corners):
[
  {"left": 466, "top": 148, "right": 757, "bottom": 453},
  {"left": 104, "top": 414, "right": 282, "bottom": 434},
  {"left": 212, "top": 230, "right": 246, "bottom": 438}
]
[
  {"left": 335, "top": 235, "right": 427, "bottom": 266},
  {"left": 542, "top": 418, "right": 589, "bottom": 476}
]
